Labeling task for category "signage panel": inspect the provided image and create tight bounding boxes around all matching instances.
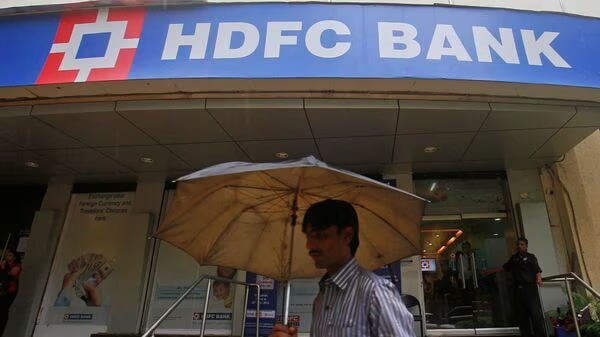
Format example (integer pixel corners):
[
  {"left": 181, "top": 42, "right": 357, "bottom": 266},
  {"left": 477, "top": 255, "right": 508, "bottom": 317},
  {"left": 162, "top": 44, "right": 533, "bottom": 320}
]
[{"left": 1, "top": 4, "right": 599, "bottom": 88}]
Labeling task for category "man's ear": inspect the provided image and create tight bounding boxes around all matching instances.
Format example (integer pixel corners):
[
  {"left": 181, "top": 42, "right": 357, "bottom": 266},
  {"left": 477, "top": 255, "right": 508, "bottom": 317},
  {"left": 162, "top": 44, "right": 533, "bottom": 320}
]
[{"left": 343, "top": 227, "right": 354, "bottom": 244}]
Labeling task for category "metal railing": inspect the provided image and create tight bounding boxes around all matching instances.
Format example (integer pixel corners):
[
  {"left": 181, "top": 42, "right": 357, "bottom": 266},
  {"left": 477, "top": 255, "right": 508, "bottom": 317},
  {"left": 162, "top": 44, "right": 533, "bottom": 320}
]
[
  {"left": 141, "top": 275, "right": 261, "bottom": 337},
  {"left": 541, "top": 272, "right": 600, "bottom": 337}
]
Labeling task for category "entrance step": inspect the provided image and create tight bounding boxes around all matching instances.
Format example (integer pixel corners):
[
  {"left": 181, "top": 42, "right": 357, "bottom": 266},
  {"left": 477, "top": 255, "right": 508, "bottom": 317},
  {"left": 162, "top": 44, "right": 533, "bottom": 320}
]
[{"left": 91, "top": 335, "right": 239, "bottom": 337}]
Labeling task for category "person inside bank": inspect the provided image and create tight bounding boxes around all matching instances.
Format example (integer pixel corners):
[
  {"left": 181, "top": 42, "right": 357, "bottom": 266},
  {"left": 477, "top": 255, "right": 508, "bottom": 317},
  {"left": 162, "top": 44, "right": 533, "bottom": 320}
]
[
  {"left": 503, "top": 237, "right": 545, "bottom": 337},
  {"left": 269, "top": 199, "right": 415, "bottom": 337},
  {"left": 0, "top": 247, "right": 22, "bottom": 335}
]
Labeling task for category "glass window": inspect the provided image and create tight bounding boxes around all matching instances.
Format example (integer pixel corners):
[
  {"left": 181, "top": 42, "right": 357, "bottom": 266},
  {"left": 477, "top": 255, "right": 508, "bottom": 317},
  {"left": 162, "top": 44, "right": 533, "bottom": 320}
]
[{"left": 415, "top": 178, "right": 507, "bottom": 215}]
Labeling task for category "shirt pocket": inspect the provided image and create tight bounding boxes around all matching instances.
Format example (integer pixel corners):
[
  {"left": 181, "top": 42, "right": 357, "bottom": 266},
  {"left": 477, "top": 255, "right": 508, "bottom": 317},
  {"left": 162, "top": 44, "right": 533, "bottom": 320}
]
[{"left": 329, "top": 319, "right": 357, "bottom": 337}]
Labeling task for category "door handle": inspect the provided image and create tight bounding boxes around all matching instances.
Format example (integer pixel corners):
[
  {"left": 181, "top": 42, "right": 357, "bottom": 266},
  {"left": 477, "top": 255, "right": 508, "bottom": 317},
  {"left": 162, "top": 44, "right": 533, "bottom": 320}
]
[
  {"left": 470, "top": 253, "right": 479, "bottom": 289},
  {"left": 459, "top": 255, "right": 466, "bottom": 289}
]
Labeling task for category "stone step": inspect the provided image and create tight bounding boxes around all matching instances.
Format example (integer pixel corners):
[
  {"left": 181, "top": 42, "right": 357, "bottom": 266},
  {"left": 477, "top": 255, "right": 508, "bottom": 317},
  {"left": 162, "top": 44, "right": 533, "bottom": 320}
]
[{"left": 91, "top": 334, "right": 239, "bottom": 337}]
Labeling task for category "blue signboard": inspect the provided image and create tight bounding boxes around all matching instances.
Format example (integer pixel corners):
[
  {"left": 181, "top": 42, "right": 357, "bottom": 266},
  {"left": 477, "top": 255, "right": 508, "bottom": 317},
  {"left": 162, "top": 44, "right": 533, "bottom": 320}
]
[
  {"left": 1, "top": 3, "right": 599, "bottom": 87},
  {"left": 375, "top": 261, "right": 402, "bottom": 292},
  {"left": 244, "top": 273, "right": 277, "bottom": 337}
]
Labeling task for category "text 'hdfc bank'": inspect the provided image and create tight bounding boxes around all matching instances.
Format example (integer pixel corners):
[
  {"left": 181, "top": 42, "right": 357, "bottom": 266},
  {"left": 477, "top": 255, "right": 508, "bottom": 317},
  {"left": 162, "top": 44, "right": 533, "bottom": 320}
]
[{"left": 161, "top": 20, "right": 570, "bottom": 68}]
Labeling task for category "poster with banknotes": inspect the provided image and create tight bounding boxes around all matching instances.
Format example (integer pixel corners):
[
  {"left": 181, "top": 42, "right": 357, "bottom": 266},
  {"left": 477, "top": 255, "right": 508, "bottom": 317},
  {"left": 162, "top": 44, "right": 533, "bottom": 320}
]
[{"left": 37, "top": 192, "right": 150, "bottom": 337}]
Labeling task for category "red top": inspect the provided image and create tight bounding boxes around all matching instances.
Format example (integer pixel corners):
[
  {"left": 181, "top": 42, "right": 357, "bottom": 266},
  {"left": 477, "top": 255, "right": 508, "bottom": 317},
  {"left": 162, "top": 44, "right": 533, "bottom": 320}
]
[{"left": 0, "top": 261, "right": 21, "bottom": 294}]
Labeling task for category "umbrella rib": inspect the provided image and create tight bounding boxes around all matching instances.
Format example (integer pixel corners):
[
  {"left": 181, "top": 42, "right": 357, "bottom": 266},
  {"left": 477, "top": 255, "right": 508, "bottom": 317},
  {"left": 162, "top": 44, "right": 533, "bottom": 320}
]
[
  {"left": 261, "top": 171, "right": 296, "bottom": 191},
  {"left": 301, "top": 180, "right": 368, "bottom": 192},
  {"left": 159, "top": 183, "right": 289, "bottom": 235},
  {"left": 201, "top": 191, "right": 293, "bottom": 262},
  {"left": 193, "top": 190, "right": 291, "bottom": 246},
  {"left": 242, "top": 213, "right": 274, "bottom": 275},
  {"left": 359, "top": 225, "right": 386, "bottom": 264},
  {"left": 257, "top": 171, "right": 300, "bottom": 214},
  {"left": 224, "top": 185, "right": 290, "bottom": 192},
  {"left": 353, "top": 203, "right": 417, "bottom": 249},
  {"left": 301, "top": 187, "right": 359, "bottom": 202}
]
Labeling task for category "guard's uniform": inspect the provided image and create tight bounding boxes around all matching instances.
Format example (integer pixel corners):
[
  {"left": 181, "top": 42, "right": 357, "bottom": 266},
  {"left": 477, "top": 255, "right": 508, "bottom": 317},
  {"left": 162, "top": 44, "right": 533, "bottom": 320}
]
[{"left": 503, "top": 252, "right": 546, "bottom": 337}]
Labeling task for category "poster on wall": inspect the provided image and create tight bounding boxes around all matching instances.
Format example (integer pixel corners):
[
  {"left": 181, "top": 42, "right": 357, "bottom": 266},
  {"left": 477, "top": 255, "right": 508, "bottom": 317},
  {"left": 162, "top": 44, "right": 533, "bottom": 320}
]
[
  {"left": 39, "top": 192, "right": 150, "bottom": 335},
  {"left": 244, "top": 273, "right": 277, "bottom": 337},
  {"left": 286, "top": 278, "right": 320, "bottom": 334},
  {"left": 149, "top": 263, "right": 238, "bottom": 334},
  {"left": 148, "top": 190, "right": 238, "bottom": 335}
]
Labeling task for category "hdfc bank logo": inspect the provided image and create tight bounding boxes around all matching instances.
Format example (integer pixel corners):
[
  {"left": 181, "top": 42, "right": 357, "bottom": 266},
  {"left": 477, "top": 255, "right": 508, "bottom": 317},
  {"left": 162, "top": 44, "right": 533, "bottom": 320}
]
[{"left": 37, "top": 7, "right": 145, "bottom": 84}]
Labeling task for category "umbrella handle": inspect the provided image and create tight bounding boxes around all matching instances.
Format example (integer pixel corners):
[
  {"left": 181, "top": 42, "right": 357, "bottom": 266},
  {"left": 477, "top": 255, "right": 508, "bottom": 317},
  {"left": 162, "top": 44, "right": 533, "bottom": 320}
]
[{"left": 283, "top": 281, "right": 291, "bottom": 325}]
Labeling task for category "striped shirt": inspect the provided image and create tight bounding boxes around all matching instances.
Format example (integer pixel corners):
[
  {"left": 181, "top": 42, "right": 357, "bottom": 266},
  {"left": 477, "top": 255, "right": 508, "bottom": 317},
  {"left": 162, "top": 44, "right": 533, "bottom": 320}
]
[{"left": 311, "top": 258, "right": 415, "bottom": 337}]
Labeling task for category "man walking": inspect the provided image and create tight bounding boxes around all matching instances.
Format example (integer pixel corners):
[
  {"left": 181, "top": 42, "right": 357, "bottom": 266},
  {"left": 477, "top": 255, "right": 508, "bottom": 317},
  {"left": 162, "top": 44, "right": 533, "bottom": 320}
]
[
  {"left": 269, "top": 199, "right": 415, "bottom": 337},
  {"left": 503, "top": 237, "right": 546, "bottom": 337}
]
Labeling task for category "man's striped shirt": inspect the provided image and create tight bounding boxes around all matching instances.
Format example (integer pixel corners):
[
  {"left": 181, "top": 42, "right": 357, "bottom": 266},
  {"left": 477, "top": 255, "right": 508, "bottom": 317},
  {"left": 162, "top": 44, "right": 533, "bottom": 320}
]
[{"left": 311, "top": 258, "right": 415, "bottom": 337}]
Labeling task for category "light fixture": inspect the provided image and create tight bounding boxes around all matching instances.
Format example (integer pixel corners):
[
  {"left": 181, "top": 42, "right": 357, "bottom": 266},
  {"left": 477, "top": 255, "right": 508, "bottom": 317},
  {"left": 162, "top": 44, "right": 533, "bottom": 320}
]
[
  {"left": 424, "top": 146, "right": 438, "bottom": 153},
  {"left": 24, "top": 161, "right": 39, "bottom": 168},
  {"left": 429, "top": 182, "right": 437, "bottom": 191},
  {"left": 435, "top": 234, "right": 440, "bottom": 237},
  {"left": 140, "top": 156, "right": 154, "bottom": 164},
  {"left": 456, "top": 230, "right": 463, "bottom": 237},
  {"left": 493, "top": 233, "right": 499, "bottom": 236},
  {"left": 447, "top": 236, "right": 457, "bottom": 244},
  {"left": 436, "top": 245, "right": 446, "bottom": 254},
  {"left": 423, "top": 250, "right": 427, "bottom": 253},
  {"left": 428, "top": 242, "right": 433, "bottom": 246},
  {"left": 275, "top": 152, "right": 289, "bottom": 159},
  {"left": 494, "top": 218, "right": 502, "bottom": 221}
]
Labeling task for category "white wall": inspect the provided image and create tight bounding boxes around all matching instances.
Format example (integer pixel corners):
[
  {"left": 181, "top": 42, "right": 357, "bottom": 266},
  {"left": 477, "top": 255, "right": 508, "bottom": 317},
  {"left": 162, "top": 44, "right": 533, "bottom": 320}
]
[{"left": 506, "top": 170, "right": 568, "bottom": 316}]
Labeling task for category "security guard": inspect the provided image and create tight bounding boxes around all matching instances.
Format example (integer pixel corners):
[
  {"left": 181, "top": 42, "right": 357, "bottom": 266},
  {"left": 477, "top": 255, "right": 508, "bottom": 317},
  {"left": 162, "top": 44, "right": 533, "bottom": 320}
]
[{"left": 503, "top": 237, "right": 546, "bottom": 337}]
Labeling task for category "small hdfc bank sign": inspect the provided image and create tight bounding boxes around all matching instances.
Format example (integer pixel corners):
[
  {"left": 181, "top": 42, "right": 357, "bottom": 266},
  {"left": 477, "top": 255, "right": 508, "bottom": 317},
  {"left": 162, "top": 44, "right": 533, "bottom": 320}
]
[
  {"left": 421, "top": 258, "right": 436, "bottom": 272},
  {"left": 37, "top": 7, "right": 144, "bottom": 84}
]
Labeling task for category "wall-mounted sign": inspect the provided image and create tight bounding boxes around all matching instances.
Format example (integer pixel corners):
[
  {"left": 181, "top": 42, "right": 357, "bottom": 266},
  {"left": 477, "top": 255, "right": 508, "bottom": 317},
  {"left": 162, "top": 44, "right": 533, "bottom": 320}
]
[
  {"left": 1, "top": 4, "right": 599, "bottom": 87},
  {"left": 421, "top": 258, "right": 437, "bottom": 272}
]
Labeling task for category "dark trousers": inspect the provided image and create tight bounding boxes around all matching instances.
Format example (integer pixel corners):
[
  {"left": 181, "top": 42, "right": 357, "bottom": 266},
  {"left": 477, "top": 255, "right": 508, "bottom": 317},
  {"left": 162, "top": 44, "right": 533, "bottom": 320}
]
[
  {"left": 516, "top": 284, "right": 546, "bottom": 337},
  {"left": 0, "top": 293, "right": 16, "bottom": 337}
]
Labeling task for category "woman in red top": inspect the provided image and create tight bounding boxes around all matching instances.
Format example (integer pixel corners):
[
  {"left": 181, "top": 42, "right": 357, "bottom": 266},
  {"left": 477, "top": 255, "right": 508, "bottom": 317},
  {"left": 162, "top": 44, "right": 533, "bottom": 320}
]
[{"left": 0, "top": 247, "right": 22, "bottom": 334}]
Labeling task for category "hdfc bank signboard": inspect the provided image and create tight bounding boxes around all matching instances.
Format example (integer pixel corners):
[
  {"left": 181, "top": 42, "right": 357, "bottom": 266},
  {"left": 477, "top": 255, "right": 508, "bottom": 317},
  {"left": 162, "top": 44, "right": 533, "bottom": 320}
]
[{"left": 1, "top": 3, "right": 599, "bottom": 87}]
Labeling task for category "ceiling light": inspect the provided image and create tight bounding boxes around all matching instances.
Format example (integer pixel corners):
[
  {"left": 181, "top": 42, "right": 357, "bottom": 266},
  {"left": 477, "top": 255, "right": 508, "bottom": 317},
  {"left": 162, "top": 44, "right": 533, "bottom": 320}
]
[
  {"left": 423, "top": 250, "right": 427, "bottom": 253},
  {"left": 24, "top": 161, "right": 39, "bottom": 168},
  {"left": 429, "top": 182, "right": 437, "bottom": 191},
  {"left": 494, "top": 218, "right": 502, "bottom": 221},
  {"left": 424, "top": 146, "right": 438, "bottom": 153},
  {"left": 493, "top": 233, "right": 499, "bottom": 236},
  {"left": 275, "top": 152, "right": 289, "bottom": 159},
  {"left": 436, "top": 245, "right": 446, "bottom": 254},
  {"left": 435, "top": 234, "right": 440, "bottom": 237},
  {"left": 140, "top": 157, "right": 154, "bottom": 164}
]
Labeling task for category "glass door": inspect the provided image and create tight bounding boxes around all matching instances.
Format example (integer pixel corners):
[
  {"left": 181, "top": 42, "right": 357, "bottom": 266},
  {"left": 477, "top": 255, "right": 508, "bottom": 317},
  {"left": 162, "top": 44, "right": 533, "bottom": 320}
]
[{"left": 421, "top": 214, "right": 519, "bottom": 336}]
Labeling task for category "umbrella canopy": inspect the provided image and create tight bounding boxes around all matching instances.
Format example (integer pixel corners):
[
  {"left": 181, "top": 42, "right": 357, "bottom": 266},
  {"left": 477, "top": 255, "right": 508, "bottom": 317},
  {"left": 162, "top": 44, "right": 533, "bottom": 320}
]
[{"left": 157, "top": 156, "right": 427, "bottom": 281}]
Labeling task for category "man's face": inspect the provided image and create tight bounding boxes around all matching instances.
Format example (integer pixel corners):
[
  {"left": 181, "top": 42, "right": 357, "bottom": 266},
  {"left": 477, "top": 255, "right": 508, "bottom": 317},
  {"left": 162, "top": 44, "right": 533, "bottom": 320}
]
[
  {"left": 304, "top": 223, "right": 353, "bottom": 270},
  {"left": 517, "top": 240, "right": 528, "bottom": 254},
  {"left": 5, "top": 251, "right": 14, "bottom": 263}
]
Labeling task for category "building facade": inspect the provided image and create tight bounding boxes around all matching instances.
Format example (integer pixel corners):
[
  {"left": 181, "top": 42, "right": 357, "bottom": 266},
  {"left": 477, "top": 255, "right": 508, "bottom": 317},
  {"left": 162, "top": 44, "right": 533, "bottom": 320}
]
[{"left": 0, "top": 0, "right": 598, "bottom": 336}]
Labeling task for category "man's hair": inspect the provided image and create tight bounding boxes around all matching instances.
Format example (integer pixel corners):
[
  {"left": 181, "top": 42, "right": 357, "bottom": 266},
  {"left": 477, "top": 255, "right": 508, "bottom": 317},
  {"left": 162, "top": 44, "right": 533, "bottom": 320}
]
[
  {"left": 301, "top": 199, "right": 360, "bottom": 256},
  {"left": 517, "top": 237, "right": 528, "bottom": 245}
]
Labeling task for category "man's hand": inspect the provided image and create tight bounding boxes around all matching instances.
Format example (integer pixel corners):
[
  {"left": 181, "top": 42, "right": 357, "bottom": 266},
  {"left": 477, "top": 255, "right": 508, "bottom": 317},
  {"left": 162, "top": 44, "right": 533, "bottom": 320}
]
[
  {"left": 536, "top": 272, "right": 543, "bottom": 286},
  {"left": 269, "top": 324, "right": 298, "bottom": 337}
]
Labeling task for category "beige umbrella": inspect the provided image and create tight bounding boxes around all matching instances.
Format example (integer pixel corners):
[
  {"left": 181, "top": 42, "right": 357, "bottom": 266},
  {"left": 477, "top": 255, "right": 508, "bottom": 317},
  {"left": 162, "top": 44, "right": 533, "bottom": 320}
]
[{"left": 157, "top": 156, "right": 426, "bottom": 283}]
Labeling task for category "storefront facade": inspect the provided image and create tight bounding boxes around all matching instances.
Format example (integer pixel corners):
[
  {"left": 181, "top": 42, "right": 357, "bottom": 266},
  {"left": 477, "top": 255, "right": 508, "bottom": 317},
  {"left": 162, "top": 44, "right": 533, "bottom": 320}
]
[{"left": 0, "top": 0, "right": 599, "bottom": 336}]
